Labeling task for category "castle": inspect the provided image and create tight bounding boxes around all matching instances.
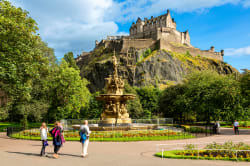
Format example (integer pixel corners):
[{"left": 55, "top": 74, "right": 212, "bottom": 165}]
[
  {"left": 129, "top": 10, "right": 191, "bottom": 46},
  {"left": 93, "top": 10, "right": 224, "bottom": 61}
]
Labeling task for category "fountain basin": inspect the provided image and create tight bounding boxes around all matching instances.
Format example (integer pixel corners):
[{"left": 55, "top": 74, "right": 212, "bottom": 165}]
[{"left": 72, "top": 123, "right": 157, "bottom": 131}]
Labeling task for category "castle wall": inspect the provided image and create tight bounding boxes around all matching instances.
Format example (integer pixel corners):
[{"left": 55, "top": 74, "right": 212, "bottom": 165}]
[
  {"left": 156, "top": 28, "right": 191, "bottom": 46},
  {"left": 120, "top": 38, "right": 156, "bottom": 53},
  {"left": 159, "top": 40, "right": 223, "bottom": 61},
  {"left": 96, "top": 39, "right": 123, "bottom": 52},
  {"left": 95, "top": 38, "right": 156, "bottom": 54}
]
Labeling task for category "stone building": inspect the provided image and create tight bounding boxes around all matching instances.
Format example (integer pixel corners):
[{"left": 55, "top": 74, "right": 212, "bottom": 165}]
[{"left": 129, "top": 10, "right": 191, "bottom": 46}]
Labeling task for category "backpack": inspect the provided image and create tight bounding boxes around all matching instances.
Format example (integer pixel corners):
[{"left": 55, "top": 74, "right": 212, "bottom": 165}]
[
  {"left": 80, "top": 132, "right": 87, "bottom": 144},
  {"left": 50, "top": 127, "right": 62, "bottom": 145}
]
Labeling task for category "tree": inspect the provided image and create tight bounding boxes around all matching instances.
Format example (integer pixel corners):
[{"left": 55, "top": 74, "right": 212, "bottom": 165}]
[
  {"left": 0, "top": 0, "right": 52, "bottom": 123},
  {"left": 159, "top": 71, "right": 244, "bottom": 123},
  {"left": 48, "top": 59, "right": 90, "bottom": 121},
  {"left": 240, "top": 70, "right": 250, "bottom": 107},
  {"left": 136, "top": 86, "right": 161, "bottom": 118},
  {"left": 63, "top": 52, "right": 78, "bottom": 70},
  {"left": 124, "top": 83, "right": 143, "bottom": 119},
  {"left": 80, "top": 92, "right": 103, "bottom": 119},
  {"left": 239, "top": 70, "right": 250, "bottom": 120},
  {"left": 159, "top": 84, "right": 192, "bottom": 123},
  {"left": 184, "top": 71, "right": 242, "bottom": 122}
]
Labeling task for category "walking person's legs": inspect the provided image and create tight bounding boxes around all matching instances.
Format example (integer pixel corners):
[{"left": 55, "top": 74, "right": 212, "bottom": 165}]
[
  {"left": 40, "top": 140, "right": 45, "bottom": 156},
  {"left": 81, "top": 143, "right": 84, "bottom": 156},
  {"left": 83, "top": 139, "right": 89, "bottom": 157},
  {"left": 53, "top": 145, "right": 61, "bottom": 158},
  {"left": 55, "top": 145, "right": 61, "bottom": 154}
]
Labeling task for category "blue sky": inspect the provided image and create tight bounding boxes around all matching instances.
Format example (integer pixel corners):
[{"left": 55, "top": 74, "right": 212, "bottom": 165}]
[{"left": 9, "top": 0, "right": 250, "bottom": 71}]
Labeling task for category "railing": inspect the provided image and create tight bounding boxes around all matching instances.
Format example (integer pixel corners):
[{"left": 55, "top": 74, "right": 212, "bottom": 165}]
[
  {"left": 5, "top": 118, "right": 214, "bottom": 141},
  {"left": 63, "top": 118, "right": 174, "bottom": 130}
]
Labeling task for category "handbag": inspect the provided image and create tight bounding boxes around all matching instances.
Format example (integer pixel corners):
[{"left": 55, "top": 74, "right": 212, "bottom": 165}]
[{"left": 43, "top": 141, "right": 49, "bottom": 146}]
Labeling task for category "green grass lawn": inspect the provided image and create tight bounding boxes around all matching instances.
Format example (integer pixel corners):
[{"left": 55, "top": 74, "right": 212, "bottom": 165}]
[
  {"left": 0, "top": 122, "right": 53, "bottom": 132},
  {"left": 221, "top": 126, "right": 250, "bottom": 129},
  {"left": 0, "top": 122, "right": 20, "bottom": 132},
  {"left": 155, "top": 150, "right": 250, "bottom": 162}
]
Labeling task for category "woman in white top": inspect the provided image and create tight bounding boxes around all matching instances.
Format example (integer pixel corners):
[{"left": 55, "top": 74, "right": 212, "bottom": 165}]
[
  {"left": 40, "top": 122, "right": 48, "bottom": 156},
  {"left": 79, "top": 120, "right": 91, "bottom": 157}
]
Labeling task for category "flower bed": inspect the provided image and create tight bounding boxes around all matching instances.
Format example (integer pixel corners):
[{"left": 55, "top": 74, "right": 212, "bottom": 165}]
[
  {"left": 155, "top": 142, "right": 250, "bottom": 161},
  {"left": 9, "top": 129, "right": 194, "bottom": 141}
]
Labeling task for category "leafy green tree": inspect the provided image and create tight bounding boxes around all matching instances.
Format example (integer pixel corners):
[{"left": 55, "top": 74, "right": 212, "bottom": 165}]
[
  {"left": 124, "top": 83, "right": 144, "bottom": 119},
  {"left": 0, "top": 0, "right": 52, "bottom": 123},
  {"left": 80, "top": 92, "right": 103, "bottom": 119},
  {"left": 184, "top": 71, "right": 242, "bottom": 122},
  {"left": 159, "top": 71, "right": 244, "bottom": 123},
  {"left": 63, "top": 52, "right": 78, "bottom": 70},
  {"left": 135, "top": 86, "right": 161, "bottom": 118},
  {"left": 159, "top": 84, "right": 192, "bottom": 122},
  {"left": 240, "top": 70, "right": 250, "bottom": 107},
  {"left": 48, "top": 59, "right": 90, "bottom": 121},
  {"left": 239, "top": 70, "right": 250, "bottom": 120}
]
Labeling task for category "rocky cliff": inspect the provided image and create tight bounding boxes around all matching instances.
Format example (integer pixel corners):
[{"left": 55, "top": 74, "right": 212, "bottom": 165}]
[{"left": 76, "top": 47, "right": 238, "bottom": 92}]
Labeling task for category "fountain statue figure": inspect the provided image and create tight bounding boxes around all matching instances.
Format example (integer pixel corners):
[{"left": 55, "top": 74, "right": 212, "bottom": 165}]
[{"left": 96, "top": 50, "right": 135, "bottom": 125}]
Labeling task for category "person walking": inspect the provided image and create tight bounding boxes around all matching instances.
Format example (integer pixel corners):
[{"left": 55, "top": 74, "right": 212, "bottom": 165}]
[
  {"left": 79, "top": 120, "right": 91, "bottom": 158},
  {"left": 233, "top": 120, "right": 239, "bottom": 135},
  {"left": 213, "top": 122, "right": 217, "bottom": 134},
  {"left": 50, "top": 121, "right": 64, "bottom": 158},
  {"left": 40, "top": 122, "right": 48, "bottom": 157},
  {"left": 58, "top": 122, "right": 65, "bottom": 144},
  {"left": 216, "top": 121, "right": 220, "bottom": 134}
]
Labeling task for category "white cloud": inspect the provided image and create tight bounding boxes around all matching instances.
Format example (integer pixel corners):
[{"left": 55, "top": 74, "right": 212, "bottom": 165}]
[
  {"left": 225, "top": 46, "right": 250, "bottom": 56},
  {"left": 242, "top": 0, "right": 250, "bottom": 7},
  {"left": 9, "top": 0, "right": 122, "bottom": 58}
]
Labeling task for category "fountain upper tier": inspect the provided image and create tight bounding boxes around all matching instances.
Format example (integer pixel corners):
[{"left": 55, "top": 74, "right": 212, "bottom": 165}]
[{"left": 96, "top": 94, "right": 135, "bottom": 101}]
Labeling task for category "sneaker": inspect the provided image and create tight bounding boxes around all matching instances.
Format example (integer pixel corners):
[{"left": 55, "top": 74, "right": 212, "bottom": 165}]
[{"left": 53, "top": 154, "right": 58, "bottom": 159}]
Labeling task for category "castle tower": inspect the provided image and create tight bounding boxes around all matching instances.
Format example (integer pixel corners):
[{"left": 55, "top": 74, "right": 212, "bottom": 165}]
[
  {"left": 136, "top": 17, "right": 144, "bottom": 33},
  {"left": 165, "top": 9, "right": 176, "bottom": 29}
]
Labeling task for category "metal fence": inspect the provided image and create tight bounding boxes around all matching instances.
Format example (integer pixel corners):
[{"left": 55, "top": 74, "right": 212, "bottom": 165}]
[
  {"left": 62, "top": 118, "right": 174, "bottom": 130},
  {"left": 6, "top": 118, "right": 214, "bottom": 141}
]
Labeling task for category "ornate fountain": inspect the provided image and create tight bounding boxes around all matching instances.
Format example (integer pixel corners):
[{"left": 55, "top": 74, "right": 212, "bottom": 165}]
[{"left": 96, "top": 52, "right": 135, "bottom": 126}]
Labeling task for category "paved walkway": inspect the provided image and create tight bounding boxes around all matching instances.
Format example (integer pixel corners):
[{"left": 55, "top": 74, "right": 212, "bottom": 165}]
[{"left": 0, "top": 128, "right": 249, "bottom": 166}]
